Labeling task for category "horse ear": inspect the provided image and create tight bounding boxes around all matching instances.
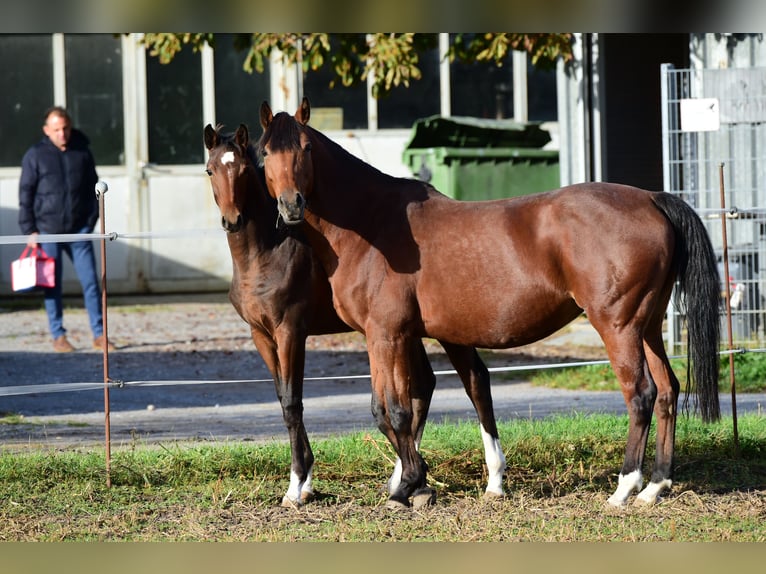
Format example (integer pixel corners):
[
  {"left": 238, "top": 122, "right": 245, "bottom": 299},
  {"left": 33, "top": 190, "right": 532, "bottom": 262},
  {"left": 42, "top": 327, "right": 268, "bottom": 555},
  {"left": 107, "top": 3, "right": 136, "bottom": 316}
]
[
  {"left": 260, "top": 101, "right": 273, "bottom": 129},
  {"left": 297, "top": 96, "right": 310, "bottom": 125},
  {"left": 235, "top": 124, "right": 249, "bottom": 147},
  {"left": 203, "top": 124, "right": 218, "bottom": 150}
]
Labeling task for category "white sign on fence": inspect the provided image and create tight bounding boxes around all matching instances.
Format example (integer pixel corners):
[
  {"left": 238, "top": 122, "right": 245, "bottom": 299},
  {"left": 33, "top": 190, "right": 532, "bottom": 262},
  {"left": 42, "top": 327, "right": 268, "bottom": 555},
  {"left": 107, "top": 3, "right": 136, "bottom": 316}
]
[{"left": 680, "top": 98, "right": 720, "bottom": 132}]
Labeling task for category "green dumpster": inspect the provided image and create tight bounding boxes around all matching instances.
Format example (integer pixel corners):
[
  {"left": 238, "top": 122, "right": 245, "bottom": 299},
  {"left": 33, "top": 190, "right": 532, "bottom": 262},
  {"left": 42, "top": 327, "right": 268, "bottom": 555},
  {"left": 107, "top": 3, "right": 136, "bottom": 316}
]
[{"left": 402, "top": 115, "right": 559, "bottom": 201}]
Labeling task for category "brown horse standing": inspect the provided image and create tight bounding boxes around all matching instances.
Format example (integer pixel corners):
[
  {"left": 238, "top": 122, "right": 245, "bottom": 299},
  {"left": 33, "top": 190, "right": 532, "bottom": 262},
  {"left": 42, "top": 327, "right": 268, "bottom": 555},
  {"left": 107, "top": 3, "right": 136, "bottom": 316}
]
[
  {"left": 204, "top": 123, "right": 505, "bottom": 507},
  {"left": 258, "top": 98, "right": 721, "bottom": 509}
]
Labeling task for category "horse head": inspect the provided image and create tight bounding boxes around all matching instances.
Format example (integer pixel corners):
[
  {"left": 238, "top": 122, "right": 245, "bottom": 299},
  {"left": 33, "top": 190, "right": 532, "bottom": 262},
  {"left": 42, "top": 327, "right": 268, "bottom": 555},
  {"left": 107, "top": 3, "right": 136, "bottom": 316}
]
[
  {"left": 259, "top": 97, "right": 313, "bottom": 226},
  {"left": 204, "top": 123, "right": 255, "bottom": 233}
]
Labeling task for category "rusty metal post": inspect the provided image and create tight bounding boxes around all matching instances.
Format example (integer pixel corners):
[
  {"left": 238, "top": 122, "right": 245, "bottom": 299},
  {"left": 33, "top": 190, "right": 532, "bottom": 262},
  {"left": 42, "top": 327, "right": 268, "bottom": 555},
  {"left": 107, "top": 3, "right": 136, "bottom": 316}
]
[
  {"left": 96, "top": 181, "right": 112, "bottom": 486},
  {"left": 718, "top": 163, "right": 739, "bottom": 452}
]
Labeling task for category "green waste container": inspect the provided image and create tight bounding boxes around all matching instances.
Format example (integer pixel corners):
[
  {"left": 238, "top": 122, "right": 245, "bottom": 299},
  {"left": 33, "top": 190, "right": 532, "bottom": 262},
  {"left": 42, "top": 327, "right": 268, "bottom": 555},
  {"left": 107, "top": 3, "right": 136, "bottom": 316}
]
[{"left": 402, "top": 115, "right": 559, "bottom": 201}]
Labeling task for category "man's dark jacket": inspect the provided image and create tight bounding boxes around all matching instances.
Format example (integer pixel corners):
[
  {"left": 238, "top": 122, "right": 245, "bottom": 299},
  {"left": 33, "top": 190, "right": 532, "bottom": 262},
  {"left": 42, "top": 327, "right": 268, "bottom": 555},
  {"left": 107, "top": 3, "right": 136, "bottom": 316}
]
[{"left": 18, "top": 128, "right": 99, "bottom": 235}]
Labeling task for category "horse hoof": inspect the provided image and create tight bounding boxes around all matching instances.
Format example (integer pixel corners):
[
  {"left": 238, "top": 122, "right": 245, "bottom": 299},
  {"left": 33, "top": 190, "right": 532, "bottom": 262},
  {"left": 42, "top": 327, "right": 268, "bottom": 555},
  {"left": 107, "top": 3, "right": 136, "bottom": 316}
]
[
  {"left": 385, "top": 496, "right": 410, "bottom": 511},
  {"left": 300, "top": 491, "right": 315, "bottom": 504},
  {"left": 606, "top": 495, "right": 628, "bottom": 508},
  {"left": 633, "top": 495, "right": 659, "bottom": 507},
  {"left": 281, "top": 496, "right": 303, "bottom": 509},
  {"left": 481, "top": 490, "right": 505, "bottom": 502},
  {"left": 412, "top": 488, "right": 437, "bottom": 509}
]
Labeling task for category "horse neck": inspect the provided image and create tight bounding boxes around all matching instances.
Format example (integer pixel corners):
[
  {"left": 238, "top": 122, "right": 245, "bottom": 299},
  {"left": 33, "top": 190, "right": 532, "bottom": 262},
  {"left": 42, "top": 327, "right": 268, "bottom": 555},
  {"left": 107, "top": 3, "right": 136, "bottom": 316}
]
[
  {"left": 308, "top": 129, "right": 405, "bottom": 228},
  {"left": 227, "top": 168, "right": 280, "bottom": 265}
]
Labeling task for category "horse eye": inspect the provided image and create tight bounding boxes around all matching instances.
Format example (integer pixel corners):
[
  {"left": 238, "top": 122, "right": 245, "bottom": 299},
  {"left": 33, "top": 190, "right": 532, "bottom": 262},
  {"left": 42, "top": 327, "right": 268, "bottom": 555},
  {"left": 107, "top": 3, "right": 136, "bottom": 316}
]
[
  {"left": 304, "top": 143, "right": 312, "bottom": 152},
  {"left": 205, "top": 169, "right": 212, "bottom": 176}
]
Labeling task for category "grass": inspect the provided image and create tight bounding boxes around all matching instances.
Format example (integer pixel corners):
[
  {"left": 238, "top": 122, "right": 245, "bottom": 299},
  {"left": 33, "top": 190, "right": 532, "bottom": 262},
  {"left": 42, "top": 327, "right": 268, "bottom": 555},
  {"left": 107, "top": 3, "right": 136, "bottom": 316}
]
[
  {"left": 0, "top": 414, "right": 764, "bottom": 541},
  {"left": 529, "top": 353, "right": 766, "bottom": 393}
]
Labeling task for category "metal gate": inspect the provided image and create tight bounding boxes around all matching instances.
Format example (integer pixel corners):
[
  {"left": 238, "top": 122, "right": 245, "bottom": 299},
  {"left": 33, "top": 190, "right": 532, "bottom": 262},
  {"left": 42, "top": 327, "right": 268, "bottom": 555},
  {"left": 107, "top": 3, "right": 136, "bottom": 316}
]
[{"left": 661, "top": 64, "right": 766, "bottom": 351}]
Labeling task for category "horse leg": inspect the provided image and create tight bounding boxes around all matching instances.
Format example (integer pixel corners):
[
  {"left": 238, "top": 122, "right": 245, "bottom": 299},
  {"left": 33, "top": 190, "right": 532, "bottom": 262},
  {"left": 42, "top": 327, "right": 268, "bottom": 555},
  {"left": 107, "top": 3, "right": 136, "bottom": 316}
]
[
  {"left": 387, "top": 340, "right": 437, "bottom": 508},
  {"left": 440, "top": 341, "right": 506, "bottom": 498},
  {"left": 601, "top": 328, "right": 657, "bottom": 507},
  {"left": 368, "top": 334, "right": 428, "bottom": 509},
  {"left": 635, "top": 327, "right": 680, "bottom": 506},
  {"left": 251, "top": 327, "right": 314, "bottom": 507}
]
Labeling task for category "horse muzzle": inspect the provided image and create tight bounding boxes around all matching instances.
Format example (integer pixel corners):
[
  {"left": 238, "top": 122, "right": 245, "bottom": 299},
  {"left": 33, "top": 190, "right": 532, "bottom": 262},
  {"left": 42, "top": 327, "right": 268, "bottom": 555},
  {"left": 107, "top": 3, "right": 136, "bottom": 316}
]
[
  {"left": 221, "top": 214, "right": 243, "bottom": 233},
  {"left": 277, "top": 192, "right": 305, "bottom": 225}
]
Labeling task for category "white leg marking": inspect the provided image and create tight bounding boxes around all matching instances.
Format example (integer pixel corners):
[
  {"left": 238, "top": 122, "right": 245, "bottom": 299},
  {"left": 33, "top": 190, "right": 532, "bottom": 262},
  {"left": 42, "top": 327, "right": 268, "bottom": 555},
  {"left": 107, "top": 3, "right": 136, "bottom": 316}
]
[
  {"left": 301, "top": 466, "right": 314, "bottom": 499},
  {"left": 607, "top": 470, "right": 643, "bottom": 506},
  {"left": 220, "top": 151, "right": 235, "bottom": 165},
  {"left": 388, "top": 457, "right": 403, "bottom": 494},
  {"left": 388, "top": 439, "right": 420, "bottom": 495},
  {"left": 480, "top": 424, "right": 506, "bottom": 496},
  {"left": 283, "top": 469, "right": 304, "bottom": 506},
  {"left": 636, "top": 479, "right": 672, "bottom": 505}
]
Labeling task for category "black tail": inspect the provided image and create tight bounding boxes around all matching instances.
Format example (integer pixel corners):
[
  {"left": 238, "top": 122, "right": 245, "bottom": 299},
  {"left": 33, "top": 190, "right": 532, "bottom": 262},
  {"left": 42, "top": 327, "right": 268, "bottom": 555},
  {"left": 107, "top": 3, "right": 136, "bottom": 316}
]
[{"left": 652, "top": 192, "right": 721, "bottom": 422}]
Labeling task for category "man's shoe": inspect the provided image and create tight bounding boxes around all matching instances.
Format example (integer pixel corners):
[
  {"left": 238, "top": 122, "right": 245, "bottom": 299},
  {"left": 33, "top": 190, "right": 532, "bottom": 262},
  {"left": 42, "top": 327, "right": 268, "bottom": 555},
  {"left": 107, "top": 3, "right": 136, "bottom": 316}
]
[
  {"left": 53, "top": 335, "right": 75, "bottom": 353},
  {"left": 93, "top": 335, "right": 116, "bottom": 352}
]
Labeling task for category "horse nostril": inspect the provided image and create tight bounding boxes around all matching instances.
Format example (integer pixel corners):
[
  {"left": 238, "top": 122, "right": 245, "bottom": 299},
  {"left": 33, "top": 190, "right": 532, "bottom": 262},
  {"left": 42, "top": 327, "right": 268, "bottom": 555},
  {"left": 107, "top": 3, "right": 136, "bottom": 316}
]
[
  {"left": 295, "top": 193, "right": 305, "bottom": 208},
  {"left": 221, "top": 214, "right": 242, "bottom": 232}
]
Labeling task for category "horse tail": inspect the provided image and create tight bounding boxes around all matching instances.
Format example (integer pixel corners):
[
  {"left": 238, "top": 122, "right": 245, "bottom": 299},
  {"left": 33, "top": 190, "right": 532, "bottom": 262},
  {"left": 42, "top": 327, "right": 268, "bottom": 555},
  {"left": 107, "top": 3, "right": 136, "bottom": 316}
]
[{"left": 651, "top": 192, "right": 721, "bottom": 422}]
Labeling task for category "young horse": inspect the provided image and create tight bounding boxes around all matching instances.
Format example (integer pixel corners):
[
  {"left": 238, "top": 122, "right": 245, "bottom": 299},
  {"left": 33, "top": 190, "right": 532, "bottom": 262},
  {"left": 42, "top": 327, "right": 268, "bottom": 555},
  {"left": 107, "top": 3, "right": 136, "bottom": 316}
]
[
  {"left": 204, "top": 123, "right": 505, "bottom": 507},
  {"left": 258, "top": 98, "right": 721, "bottom": 509}
]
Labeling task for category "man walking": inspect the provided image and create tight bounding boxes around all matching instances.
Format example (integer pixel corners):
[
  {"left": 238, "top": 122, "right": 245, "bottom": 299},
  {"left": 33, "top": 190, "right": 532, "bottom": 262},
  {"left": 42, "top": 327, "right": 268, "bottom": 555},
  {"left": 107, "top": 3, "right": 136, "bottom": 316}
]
[{"left": 18, "top": 106, "right": 114, "bottom": 352}]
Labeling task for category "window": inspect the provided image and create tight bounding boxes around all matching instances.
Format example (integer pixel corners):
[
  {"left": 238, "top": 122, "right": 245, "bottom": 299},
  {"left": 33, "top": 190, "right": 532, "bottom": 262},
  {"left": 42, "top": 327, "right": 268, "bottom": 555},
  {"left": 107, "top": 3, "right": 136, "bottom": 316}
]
[
  {"left": 214, "top": 34, "right": 271, "bottom": 134},
  {"left": 303, "top": 35, "right": 368, "bottom": 130},
  {"left": 146, "top": 47, "right": 203, "bottom": 164},
  {"left": 0, "top": 35, "right": 53, "bottom": 167},
  {"left": 448, "top": 34, "right": 558, "bottom": 122},
  {"left": 65, "top": 34, "right": 124, "bottom": 165},
  {"left": 449, "top": 34, "right": 514, "bottom": 120},
  {"left": 528, "top": 62, "right": 558, "bottom": 122},
  {"left": 378, "top": 37, "right": 440, "bottom": 129}
]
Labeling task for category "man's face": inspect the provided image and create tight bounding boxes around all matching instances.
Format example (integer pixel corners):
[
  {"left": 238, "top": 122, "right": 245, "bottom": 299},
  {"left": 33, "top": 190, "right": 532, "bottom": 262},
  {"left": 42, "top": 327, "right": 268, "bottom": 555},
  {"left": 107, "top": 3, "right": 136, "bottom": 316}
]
[{"left": 43, "top": 113, "right": 71, "bottom": 151}]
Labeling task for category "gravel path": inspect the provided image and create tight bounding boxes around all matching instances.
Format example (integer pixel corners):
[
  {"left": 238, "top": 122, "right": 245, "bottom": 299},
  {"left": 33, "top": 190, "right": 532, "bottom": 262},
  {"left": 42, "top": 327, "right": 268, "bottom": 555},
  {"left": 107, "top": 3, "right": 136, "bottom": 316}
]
[{"left": 1, "top": 293, "right": 762, "bottom": 451}]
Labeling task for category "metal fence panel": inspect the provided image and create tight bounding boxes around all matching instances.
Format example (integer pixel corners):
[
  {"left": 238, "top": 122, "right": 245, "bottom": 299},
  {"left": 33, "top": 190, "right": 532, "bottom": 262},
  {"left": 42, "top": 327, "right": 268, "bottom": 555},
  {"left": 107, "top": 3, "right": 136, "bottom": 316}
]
[{"left": 662, "top": 64, "right": 766, "bottom": 351}]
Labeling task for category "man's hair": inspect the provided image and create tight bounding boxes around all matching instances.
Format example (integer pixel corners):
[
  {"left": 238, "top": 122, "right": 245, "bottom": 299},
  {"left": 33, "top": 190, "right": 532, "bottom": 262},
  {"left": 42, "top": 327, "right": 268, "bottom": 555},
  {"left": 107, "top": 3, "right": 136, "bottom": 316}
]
[{"left": 44, "top": 106, "right": 71, "bottom": 124}]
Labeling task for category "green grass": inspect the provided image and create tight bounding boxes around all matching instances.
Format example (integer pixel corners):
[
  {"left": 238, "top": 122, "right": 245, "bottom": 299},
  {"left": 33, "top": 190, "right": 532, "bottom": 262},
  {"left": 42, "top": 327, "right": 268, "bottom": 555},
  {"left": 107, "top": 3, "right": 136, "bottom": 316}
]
[
  {"left": 530, "top": 353, "right": 766, "bottom": 393},
  {"left": 1, "top": 414, "right": 764, "bottom": 541}
]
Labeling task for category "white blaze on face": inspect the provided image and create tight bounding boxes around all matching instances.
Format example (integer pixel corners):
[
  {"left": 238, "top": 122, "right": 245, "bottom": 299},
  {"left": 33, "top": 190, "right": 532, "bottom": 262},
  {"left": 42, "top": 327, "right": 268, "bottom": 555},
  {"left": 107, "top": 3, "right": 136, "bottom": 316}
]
[{"left": 221, "top": 151, "right": 235, "bottom": 166}]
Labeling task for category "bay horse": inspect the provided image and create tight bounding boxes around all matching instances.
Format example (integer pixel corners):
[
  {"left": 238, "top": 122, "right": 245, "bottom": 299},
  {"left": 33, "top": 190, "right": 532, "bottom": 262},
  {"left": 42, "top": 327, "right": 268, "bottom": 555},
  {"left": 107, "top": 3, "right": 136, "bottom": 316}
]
[
  {"left": 203, "top": 123, "right": 505, "bottom": 507},
  {"left": 258, "top": 97, "right": 721, "bottom": 509}
]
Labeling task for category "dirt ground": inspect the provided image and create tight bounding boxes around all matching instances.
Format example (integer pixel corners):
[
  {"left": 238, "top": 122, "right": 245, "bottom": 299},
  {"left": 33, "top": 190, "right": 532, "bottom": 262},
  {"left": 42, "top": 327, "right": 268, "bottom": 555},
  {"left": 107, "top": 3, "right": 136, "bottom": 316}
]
[{"left": 1, "top": 293, "right": 761, "bottom": 451}]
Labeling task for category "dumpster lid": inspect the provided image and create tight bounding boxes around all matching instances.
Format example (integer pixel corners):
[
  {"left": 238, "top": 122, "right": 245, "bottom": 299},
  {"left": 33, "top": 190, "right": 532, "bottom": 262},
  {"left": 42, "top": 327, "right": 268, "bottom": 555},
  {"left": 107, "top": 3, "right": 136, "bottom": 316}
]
[{"left": 404, "top": 115, "right": 551, "bottom": 150}]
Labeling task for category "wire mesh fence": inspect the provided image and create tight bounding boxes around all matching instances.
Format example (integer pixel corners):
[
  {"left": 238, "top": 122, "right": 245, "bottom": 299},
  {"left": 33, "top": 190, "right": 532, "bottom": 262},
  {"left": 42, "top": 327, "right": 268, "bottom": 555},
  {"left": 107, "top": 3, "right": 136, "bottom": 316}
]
[{"left": 662, "top": 64, "right": 766, "bottom": 351}]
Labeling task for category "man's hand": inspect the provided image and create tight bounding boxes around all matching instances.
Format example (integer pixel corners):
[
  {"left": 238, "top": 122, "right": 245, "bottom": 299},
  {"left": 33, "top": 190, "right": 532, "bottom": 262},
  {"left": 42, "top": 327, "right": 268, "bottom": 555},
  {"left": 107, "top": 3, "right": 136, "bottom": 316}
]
[{"left": 26, "top": 232, "right": 39, "bottom": 247}]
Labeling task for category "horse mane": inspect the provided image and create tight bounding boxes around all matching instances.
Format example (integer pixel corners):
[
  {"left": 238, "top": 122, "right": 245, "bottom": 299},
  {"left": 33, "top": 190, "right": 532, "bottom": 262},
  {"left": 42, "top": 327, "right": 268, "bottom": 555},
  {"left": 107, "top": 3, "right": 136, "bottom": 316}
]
[
  {"left": 214, "top": 124, "right": 261, "bottom": 167},
  {"left": 258, "top": 112, "right": 390, "bottom": 178},
  {"left": 259, "top": 110, "right": 437, "bottom": 201},
  {"left": 257, "top": 113, "right": 302, "bottom": 155}
]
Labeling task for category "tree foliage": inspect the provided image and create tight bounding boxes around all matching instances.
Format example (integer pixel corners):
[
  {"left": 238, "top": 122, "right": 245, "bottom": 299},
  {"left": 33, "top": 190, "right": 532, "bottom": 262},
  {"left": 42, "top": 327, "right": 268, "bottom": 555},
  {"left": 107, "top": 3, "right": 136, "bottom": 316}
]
[{"left": 141, "top": 33, "right": 574, "bottom": 98}]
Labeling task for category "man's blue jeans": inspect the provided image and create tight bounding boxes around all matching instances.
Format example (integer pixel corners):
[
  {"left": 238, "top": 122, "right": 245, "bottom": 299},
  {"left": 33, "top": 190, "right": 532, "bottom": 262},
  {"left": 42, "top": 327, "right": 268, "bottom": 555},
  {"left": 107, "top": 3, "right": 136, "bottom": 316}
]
[{"left": 40, "top": 227, "right": 103, "bottom": 340}]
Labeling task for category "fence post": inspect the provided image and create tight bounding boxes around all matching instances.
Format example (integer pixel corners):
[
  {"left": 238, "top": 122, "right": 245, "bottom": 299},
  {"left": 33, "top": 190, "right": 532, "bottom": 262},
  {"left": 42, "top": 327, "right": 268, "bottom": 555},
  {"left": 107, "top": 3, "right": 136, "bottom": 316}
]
[
  {"left": 96, "top": 180, "right": 112, "bottom": 487},
  {"left": 718, "top": 164, "right": 739, "bottom": 452}
]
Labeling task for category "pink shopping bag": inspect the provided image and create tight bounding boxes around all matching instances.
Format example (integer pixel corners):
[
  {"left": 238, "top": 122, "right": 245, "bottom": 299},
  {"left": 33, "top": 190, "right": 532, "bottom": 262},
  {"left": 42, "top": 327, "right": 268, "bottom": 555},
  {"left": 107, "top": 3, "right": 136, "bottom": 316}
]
[{"left": 11, "top": 245, "right": 56, "bottom": 292}]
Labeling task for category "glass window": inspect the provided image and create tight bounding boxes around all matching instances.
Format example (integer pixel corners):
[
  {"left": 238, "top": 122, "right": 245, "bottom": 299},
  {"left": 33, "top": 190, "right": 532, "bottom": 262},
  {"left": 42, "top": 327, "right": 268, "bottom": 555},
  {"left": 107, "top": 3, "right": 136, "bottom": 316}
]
[
  {"left": 378, "top": 38, "right": 440, "bottom": 129},
  {"left": 214, "top": 34, "right": 271, "bottom": 134},
  {"left": 65, "top": 34, "right": 125, "bottom": 165},
  {"left": 303, "top": 35, "right": 368, "bottom": 130},
  {"left": 450, "top": 35, "right": 514, "bottom": 120},
  {"left": 146, "top": 47, "right": 203, "bottom": 164},
  {"left": 527, "top": 62, "right": 558, "bottom": 122},
  {"left": 0, "top": 34, "right": 53, "bottom": 167}
]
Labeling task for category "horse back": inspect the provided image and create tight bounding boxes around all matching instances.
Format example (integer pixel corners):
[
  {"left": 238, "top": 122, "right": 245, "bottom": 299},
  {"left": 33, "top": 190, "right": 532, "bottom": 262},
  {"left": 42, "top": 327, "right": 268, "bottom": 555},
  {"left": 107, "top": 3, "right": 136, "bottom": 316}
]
[{"left": 407, "top": 182, "right": 676, "bottom": 346}]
